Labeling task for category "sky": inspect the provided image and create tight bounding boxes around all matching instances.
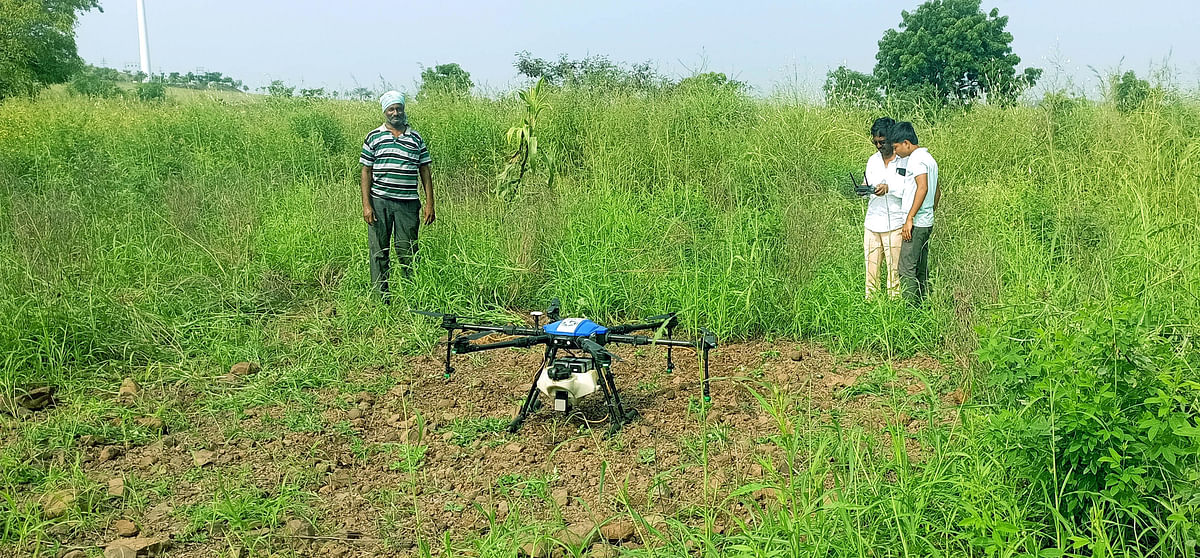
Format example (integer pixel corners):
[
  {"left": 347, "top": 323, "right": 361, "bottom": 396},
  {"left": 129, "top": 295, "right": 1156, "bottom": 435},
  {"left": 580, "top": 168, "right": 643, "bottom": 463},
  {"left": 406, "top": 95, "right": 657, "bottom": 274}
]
[{"left": 75, "top": 0, "right": 1200, "bottom": 98}]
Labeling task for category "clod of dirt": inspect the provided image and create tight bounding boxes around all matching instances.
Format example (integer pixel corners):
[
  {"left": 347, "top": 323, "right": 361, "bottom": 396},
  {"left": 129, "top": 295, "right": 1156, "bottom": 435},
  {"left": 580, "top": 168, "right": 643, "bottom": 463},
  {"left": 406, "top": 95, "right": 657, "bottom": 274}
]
[
  {"left": 104, "top": 546, "right": 136, "bottom": 558},
  {"left": 138, "top": 455, "right": 157, "bottom": 469},
  {"left": 389, "top": 384, "right": 410, "bottom": 397},
  {"left": 551, "top": 488, "right": 570, "bottom": 508},
  {"left": 114, "top": 519, "right": 139, "bottom": 537},
  {"left": 496, "top": 501, "right": 509, "bottom": 519},
  {"left": 599, "top": 520, "right": 635, "bottom": 542},
  {"left": 143, "top": 503, "right": 172, "bottom": 524},
  {"left": 99, "top": 446, "right": 123, "bottom": 462},
  {"left": 318, "top": 542, "right": 349, "bottom": 558},
  {"left": 328, "top": 470, "right": 352, "bottom": 489},
  {"left": 906, "top": 382, "right": 926, "bottom": 396},
  {"left": 588, "top": 543, "right": 620, "bottom": 558},
  {"left": 347, "top": 409, "right": 363, "bottom": 420},
  {"left": 230, "top": 362, "right": 260, "bottom": 376},
  {"left": 789, "top": 351, "right": 805, "bottom": 362},
  {"left": 192, "top": 450, "right": 215, "bottom": 467},
  {"left": 313, "top": 462, "right": 331, "bottom": 475},
  {"left": 16, "top": 385, "right": 56, "bottom": 411},
  {"left": 108, "top": 477, "right": 126, "bottom": 498},
  {"left": 41, "top": 489, "right": 76, "bottom": 519},
  {"left": 118, "top": 378, "right": 139, "bottom": 400},
  {"left": 103, "top": 536, "right": 168, "bottom": 557},
  {"left": 554, "top": 522, "right": 598, "bottom": 549},
  {"left": 134, "top": 417, "right": 165, "bottom": 432},
  {"left": 285, "top": 518, "right": 316, "bottom": 537},
  {"left": 520, "top": 540, "right": 551, "bottom": 558},
  {"left": 61, "top": 550, "right": 86, "bottom": 558},
  {"left": 949, "top": 389, "right": 968, "bottom": 405}
]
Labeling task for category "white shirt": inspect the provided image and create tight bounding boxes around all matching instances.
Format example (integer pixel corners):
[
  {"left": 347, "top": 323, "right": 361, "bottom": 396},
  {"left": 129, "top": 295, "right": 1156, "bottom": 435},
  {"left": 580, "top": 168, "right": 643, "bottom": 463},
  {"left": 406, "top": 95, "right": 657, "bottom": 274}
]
[
  {"left": 863, "top": 151, "right": 905, "bottom": 233},
  {"left": 895, "top": 147, "right": 939, "bottom": 228}
]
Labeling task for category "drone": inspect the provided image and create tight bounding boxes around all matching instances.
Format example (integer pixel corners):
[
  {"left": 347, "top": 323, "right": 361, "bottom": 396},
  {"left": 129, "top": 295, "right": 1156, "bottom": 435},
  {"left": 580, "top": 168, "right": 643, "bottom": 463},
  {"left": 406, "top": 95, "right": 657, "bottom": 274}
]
[{"left": 413, "top": 299, "right": 718, "bottom": 435}]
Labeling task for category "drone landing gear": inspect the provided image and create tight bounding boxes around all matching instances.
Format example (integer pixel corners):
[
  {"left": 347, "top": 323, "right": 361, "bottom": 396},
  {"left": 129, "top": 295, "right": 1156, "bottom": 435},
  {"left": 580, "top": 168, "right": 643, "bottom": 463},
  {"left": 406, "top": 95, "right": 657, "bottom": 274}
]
[{"left": 508, "top": 346, "right": 636, "bottom": 436}]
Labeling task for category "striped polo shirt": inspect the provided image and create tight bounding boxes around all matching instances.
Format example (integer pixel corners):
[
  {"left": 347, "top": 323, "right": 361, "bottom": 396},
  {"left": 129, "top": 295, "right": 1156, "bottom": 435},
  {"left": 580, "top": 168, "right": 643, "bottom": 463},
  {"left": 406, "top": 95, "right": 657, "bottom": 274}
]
[{"left": 359, "top": 125, "right": 432, "bottom": 201}]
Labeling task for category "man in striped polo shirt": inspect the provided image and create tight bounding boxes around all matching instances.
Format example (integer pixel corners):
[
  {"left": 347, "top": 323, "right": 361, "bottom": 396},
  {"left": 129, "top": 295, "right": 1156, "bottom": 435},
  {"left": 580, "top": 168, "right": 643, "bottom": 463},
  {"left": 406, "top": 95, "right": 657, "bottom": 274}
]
[{"left": 360, "top": 90, "right": 435, "bottom": 302}]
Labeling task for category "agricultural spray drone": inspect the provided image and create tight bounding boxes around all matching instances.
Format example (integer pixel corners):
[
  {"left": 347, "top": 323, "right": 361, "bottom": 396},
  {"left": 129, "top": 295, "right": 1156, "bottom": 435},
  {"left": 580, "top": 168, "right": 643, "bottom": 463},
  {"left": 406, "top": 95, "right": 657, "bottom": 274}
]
[{"left": 413, "top": 300, "right": 718, "bottom": 435}]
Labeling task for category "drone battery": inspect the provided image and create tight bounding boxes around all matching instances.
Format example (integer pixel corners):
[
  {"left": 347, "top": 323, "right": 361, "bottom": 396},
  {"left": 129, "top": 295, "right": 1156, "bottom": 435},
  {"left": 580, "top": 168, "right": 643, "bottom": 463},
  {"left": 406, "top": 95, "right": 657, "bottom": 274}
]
[{"left": 554, "top": 391, "right": 569, "bottom": 412}]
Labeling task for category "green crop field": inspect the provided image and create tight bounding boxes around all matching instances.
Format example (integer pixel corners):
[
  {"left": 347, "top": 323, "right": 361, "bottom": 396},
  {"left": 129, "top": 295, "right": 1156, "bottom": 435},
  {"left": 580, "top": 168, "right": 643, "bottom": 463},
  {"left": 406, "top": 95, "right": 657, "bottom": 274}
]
[{"left": 1, "top": 84, "right": 1197, "bottom": 557}]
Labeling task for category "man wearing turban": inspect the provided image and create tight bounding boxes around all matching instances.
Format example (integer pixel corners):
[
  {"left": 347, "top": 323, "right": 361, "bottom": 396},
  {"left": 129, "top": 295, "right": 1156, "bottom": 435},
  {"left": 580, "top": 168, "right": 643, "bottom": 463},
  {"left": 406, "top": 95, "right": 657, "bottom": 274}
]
[{"left": 359, "top": 91, "right": 435, "bottom": 302}]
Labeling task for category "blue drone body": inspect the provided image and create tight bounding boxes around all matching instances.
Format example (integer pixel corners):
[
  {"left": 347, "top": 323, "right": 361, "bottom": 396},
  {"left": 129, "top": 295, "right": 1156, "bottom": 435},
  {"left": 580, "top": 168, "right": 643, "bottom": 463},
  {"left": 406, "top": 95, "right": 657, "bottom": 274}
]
[
  {"left": 414, "top": 300, "right": 717, "bottom": 436},
  {"left": 541, "top": 318, "right": 608, "bottom": 337}
]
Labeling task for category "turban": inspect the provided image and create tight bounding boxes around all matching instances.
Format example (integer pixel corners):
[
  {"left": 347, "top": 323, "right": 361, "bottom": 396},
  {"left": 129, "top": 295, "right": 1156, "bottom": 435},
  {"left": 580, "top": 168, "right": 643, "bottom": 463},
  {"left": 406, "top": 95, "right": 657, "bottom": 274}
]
[{"left": 379, "top": 90, "right": 405, "bottom": 112}]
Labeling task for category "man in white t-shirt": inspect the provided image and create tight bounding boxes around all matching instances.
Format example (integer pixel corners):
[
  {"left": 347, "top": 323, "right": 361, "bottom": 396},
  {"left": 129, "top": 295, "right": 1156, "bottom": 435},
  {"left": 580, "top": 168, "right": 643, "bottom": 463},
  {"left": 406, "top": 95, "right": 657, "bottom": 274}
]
[
  {"left": 861, "top": 117, "right": 906, "bottom": 299},
  {"left": 889, "top": 121, "right": 939, "bottom": 304}
]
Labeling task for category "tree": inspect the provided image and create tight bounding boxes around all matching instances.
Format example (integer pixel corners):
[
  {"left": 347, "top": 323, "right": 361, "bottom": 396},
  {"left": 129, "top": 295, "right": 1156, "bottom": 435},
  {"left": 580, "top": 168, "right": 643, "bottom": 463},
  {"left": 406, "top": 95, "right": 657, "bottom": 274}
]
[
  {"left": 514, "top": 51, "right": 663, "bottom": 92},
  {"left": 67, "top": 64, "right": 120, "bottom": 98},
  {"left": 0, "top": 0, "right": 101, "bottom": 100},
  {"left": 823, "top": 66, "right": 883, "bottom": 108},
  {"left": 265, "top": 80, "right": 295, "bottom": 98},
  {"left": 1110, "top": 71, "right": 1151, "bottom": 113},
  {"left": 417, "top": 63, "right": 473, "bottom": 99},
  {"left": 873, "top": 0, "right": 1040, "bottom": 105},
  {"left": 675, "top": 72, "right": 746, "bottom": 93}
]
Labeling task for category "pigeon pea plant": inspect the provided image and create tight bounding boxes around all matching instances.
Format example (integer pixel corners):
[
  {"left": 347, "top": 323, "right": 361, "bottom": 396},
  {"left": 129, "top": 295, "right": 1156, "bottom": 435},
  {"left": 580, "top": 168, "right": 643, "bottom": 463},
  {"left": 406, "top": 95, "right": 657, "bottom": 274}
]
[{"left": 495, "top": 77, "right": 556, "bottom": 199}]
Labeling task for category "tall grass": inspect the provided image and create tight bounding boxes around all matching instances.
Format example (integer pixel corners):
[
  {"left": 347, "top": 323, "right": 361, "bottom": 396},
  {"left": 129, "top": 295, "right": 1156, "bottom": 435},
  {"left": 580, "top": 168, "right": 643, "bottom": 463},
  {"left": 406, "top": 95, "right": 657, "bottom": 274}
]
[{"left": 1, "top": 85, "right": 1198, "bottom": 555}]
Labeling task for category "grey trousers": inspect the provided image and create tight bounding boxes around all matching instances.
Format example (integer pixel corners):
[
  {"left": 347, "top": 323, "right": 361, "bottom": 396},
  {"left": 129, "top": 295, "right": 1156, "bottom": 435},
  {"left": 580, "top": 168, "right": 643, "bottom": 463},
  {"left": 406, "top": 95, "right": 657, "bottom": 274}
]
[
  {"left": 899, "top": 225, "right": 932, "bottom": 304},
  {"left": 368, "top": 197, "right": 421, "bottom": 300}
]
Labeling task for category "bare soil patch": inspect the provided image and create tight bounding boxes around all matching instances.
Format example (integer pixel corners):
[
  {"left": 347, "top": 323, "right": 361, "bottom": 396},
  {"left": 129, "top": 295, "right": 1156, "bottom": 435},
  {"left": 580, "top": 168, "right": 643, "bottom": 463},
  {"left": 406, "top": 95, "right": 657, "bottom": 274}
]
[{"left": 13, "top": 340, "right": 961, "bottom": 557}]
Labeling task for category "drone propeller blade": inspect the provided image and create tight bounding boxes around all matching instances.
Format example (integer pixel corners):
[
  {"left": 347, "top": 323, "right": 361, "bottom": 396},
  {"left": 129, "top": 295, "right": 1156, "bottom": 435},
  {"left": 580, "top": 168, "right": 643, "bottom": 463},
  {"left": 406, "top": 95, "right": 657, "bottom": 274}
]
[
  {"left": 642, "top": 312, "right": 676, "bottom": 323},
  {"left": 699, "top": 327, "right": 718, "bottom": 349}
]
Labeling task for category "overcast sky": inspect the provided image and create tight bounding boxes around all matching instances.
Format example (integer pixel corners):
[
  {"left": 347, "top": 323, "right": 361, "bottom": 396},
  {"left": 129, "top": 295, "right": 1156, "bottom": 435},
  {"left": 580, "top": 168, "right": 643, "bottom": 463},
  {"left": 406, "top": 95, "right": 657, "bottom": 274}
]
[{"left": 76, "top": 0, "right": 1199, "bottom": 97}]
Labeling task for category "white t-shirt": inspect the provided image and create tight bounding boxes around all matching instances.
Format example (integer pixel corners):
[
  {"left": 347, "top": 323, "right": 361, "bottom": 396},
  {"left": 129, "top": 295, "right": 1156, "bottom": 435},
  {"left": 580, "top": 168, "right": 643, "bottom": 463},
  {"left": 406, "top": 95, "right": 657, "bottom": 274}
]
[
  {"left": 863, "top": 151, "right": 905, "bottom": 233},
  {"left": 896, "top": 147, "right": 939, "bottom": 228}
]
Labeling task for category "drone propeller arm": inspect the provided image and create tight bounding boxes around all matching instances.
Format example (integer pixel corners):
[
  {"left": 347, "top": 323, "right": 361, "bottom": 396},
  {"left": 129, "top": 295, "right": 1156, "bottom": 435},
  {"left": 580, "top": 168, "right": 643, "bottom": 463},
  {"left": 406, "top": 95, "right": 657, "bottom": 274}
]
[
  {"left": 453, "top": 334, "right": 551, "bottom": 354},
  {"left": 607, "top": 313, "right": 678, "bottom": 335},
  {"left": 451, "top": 323, "right": 544, "bottom": 337},
  {"left": 606, "top": 334, "right": 696, "bottom": 349}
]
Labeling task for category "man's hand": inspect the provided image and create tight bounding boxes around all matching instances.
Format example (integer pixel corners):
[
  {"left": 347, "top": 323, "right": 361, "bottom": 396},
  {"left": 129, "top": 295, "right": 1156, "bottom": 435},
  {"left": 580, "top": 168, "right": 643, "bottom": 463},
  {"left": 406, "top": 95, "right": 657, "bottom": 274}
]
[
  {"left": 902, "top": 219, "right": 913, "bottom": 242},
  {"left": 422, "top": 204, "right": 435, "bottom": 225},
  {"left": 363, "top": 204, "right": 376, "bottom": 225},
  {"left": 874, "top": 183, "right": 888, "bottom": 196}
]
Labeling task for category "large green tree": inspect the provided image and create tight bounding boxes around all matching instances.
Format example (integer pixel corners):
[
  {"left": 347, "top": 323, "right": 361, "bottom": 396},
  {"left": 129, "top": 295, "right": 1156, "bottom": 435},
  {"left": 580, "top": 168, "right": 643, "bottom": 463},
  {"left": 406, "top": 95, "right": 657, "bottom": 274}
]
[
  {"left": 873, "top": 0, "right": 1040, "bottom": 104},
  {"left": 418, "top": 63, "right": 473, "bottom": 99},
  {"left": 0, "top": 0, "right": 101, "bottom": 100}
]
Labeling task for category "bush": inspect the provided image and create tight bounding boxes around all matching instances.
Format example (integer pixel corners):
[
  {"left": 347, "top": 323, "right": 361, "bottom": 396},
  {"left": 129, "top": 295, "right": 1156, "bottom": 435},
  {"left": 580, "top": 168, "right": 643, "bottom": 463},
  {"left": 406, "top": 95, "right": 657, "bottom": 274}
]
[
  {"left": 289, "top": 110, "right": 345, "bottom": 154},
  {"left": 68, "top": 66, "right": 122, "bottom": 98},
  {"left": 135, "top": 80, "right": 166, "bottom": 102},
  {"left": 266, "top": 80, "right": 295, "bottom": 98},
  {"left": 979, "top": 300, "right": 1200, "bottom": 550},
  {"left": 1111, "top": 70, "right": 1152, "bottom": 113},
  {"left": 823, "top": 66, "right": 882, "bottom": 109}
]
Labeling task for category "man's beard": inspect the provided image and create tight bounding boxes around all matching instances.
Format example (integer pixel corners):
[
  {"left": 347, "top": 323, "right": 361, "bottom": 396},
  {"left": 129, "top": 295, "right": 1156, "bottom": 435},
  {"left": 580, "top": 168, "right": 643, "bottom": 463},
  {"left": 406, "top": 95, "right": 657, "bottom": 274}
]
[{"left": 388, "top": 113, "right": 408, "bottom": 128}]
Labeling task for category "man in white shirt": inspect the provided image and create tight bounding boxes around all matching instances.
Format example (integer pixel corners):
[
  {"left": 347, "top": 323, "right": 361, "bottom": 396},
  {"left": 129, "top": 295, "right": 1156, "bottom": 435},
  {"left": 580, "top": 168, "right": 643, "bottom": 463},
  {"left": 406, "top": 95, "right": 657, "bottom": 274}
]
[
  {"left": 861, "top": 117, "right": 905, "bottom": 299},
  {"left": 889, "top": 121, "right": 939, "bottom": 304}
]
